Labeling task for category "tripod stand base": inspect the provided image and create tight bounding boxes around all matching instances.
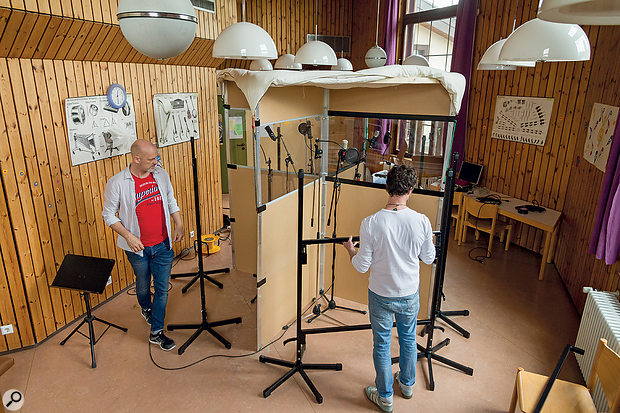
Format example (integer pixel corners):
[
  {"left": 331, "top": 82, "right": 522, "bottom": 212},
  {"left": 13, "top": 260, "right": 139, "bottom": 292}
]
[
  {"left": 437, "top": 310, "right": 470, "bottom": 338},
  {"left": 307, "top": 292, "right": 367, "bottom": 323},
  {"left": 259, "top": 356, "right": 342, "bottom": 403},
  {"left": 168, "top": 316, "right": 242, "bottom": 354},
  {"left": 391, "top": 338, "right": 473, "bottom": 391},
  {"left": 171, "top": 267, "right": 230, "bottom": 292},
  {"left": 60, "top": 314, "right": 127, "bottom": 368}
]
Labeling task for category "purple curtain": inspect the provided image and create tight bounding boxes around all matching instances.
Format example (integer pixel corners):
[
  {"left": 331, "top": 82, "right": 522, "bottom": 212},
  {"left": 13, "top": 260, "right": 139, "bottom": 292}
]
[
  {"left": 589, "top": 117, "right": 620, "bottom": 265},
  {"left": 447, "top": 0, "right": 478, "bottom": 169},
  {"left": 373, "top": 0, "right": 398, "bottom": 155}
]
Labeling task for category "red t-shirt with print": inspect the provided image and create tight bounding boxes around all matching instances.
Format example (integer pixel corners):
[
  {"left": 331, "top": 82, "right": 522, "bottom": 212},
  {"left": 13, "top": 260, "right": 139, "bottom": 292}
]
[{"left": 133, "top": 173, "right": 166, "bottom": 247}]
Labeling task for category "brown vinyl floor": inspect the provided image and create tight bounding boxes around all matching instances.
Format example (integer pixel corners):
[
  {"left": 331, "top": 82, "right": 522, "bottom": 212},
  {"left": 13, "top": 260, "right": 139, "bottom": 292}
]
[{"left": 0, "top": 222, "right": 583, "bottom": 412}]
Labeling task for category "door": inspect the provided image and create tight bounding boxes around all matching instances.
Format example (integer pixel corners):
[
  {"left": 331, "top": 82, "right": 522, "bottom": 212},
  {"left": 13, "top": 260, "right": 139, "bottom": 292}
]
[{"left": 228, "top": 109, "right": 248, "bottom": 166}]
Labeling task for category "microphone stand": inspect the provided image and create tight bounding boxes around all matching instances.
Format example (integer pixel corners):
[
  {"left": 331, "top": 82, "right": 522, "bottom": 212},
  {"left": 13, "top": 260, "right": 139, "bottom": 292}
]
[
  {"left": 167, "top": 135, "right": 242, "bottom": 354},
  {"left": 307, "top": 151, "right": 366, "bottom": 324},
  {"left": 281, "top": 136, "right": 295, "bottom": 193}
]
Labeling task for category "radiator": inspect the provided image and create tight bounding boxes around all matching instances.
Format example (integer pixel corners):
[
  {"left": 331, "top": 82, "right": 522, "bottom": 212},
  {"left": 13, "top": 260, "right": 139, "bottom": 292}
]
[{"left": 574, "top": 288, "right": 620, "bottom": 412}]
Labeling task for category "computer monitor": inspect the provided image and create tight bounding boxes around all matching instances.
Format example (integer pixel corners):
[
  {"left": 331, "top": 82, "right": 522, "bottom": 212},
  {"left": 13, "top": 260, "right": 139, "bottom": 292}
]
[{"left": 457, "top": 161, "right": 483, "bottom": 186}]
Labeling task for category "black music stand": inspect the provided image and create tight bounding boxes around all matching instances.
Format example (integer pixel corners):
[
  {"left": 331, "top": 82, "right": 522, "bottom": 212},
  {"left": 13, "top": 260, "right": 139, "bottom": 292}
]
[{"left": 53, "top": 254, "right": 127, "bottom": 368}]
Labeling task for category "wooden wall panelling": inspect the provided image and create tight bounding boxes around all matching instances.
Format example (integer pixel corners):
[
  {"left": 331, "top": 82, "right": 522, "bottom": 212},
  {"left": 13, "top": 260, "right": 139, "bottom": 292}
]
[
  {"left": 46, "top": 60, "right": 85, "bottom": 315},
  {"left": 0, "top": 58, "right": 48, "bottom": 341},
  {"left": 21, "top": 58, "right": 67, "bottom": 327},
  {"left": 0, "top": 119, "right": 34, "bottom": 349},
  {"left": 10, "top": 57, "right": 62, "bottom": 332}
]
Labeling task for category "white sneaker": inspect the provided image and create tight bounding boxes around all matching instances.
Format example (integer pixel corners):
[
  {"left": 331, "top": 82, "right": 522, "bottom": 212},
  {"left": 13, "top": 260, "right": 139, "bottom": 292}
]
[
  {"left": 364, "top": 386, "right": 393, "bottom": 412},
  {"left": 394, "top": 371, "right": 413, "bottom": 399}
]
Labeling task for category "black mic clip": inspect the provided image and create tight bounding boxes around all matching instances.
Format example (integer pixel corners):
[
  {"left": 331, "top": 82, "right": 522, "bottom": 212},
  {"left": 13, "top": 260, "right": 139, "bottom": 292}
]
[{"left": 314, "top": 142, "right": 323, "bottom": 159}]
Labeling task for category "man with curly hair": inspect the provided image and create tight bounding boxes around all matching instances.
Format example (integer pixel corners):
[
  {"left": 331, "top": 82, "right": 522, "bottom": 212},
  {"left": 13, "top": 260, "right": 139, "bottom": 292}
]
[{"left": 343, "top": 165, "right": 435, "bottom": 412}]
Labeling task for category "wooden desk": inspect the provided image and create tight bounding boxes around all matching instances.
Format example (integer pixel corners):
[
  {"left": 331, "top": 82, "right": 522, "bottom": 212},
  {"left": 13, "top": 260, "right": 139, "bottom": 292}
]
[{"left": 465, "top": 189, "right": 562, "bottom": 281}]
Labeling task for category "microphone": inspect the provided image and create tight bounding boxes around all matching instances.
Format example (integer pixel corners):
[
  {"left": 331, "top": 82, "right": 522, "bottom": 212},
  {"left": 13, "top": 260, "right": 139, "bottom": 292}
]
[
  {"left": 368, "top": 130, "right": 379, "bottom": 148},
  {"left": 305, "top": 121, "right": 313, "bottom": 140},
  {"left": 264, "top": 125, "right": 277, "bottom": 141},
  {"left": 383, "top": 130, "right": 391, "bottom": 144},
  {"left": 341, "top": 139, "right": 348, "bottom": 150},
  {"left": 338, "top": 147, "right": 359, "bottom": 164}
]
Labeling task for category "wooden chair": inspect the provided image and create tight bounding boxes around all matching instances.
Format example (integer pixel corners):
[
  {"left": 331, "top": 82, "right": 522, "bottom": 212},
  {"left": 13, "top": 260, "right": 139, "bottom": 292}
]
[
  {"left": 451, "top": 191, "right": 463, "bottom": 241},
  {"left": 509, "top": 338, "right": 620, "bottom": 413},
  {"left": 458, "top": 196, "right": 512, "bottom": 256}
]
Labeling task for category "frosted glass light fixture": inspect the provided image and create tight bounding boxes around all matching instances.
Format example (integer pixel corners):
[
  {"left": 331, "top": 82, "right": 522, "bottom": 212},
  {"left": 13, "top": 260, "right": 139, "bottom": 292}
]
[
  {"left": 117, "top": 0, "right": 197, "bottom": 60},
  {"left": 249, "top": 59, "right": 273, "bottom": 71},
  {"left": 295, "top": 0, "right": 337, "bottom": 66},
  {"left": 212, "top": 0, "right": 277, "bottom": 59},
  {"left": 403, "top": 54, "right": 430, "bottom": 66},
  {"left": 365, "top": 0, "right": 387, "bottom": 68},
  {"left": 499, "top": 18, "right": 591, "bottom": 62},
  {"left": 538, "top": 0, "right": 620, "bottom": 25},
  {"left": 477, "top": 39, "right": 536, "bottom": 70},
  {"left": 274, "top": 54, "right": 302, "bottom": 70}
]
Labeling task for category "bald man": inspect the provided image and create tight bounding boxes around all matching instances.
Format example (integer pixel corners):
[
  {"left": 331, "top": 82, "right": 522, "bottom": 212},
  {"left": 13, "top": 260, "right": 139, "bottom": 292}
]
[{"left": 102, "top": 139, "right": 184, "bottom": 351}]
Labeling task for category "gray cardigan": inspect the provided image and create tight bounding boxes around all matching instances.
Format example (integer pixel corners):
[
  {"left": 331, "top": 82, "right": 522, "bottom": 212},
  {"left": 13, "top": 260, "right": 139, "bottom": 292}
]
[{"left": 102, "top": 165, "right": 180, "bottom": 256}]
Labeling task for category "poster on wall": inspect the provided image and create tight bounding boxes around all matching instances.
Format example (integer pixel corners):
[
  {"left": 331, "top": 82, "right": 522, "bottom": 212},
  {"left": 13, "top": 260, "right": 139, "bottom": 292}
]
[
  {"left": 229, "top": 116, "right": 244, "bottom": 139},
  {"left": 65, "top": 95, "right": 137, "bottom": 166},
  {"left": 584, "top": 103, "right": 619, "bottom": 172},
  {"left": 153, "top": 93, "right": 199, "bottom": 147},
  {"left": 490, "top": 96, "right": 554, "bottom": 146}
]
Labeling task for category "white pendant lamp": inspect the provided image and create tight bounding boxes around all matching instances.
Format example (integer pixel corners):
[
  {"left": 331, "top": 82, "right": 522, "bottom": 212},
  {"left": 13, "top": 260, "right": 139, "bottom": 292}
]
[
  {"left": 538, "top": 0, "right": 620, "bottom": 25},
  {"left": 249, "top": 59, "right": 273, "bottom": 71},
  {"left": 499, "top": 18, "right": 591, "bottom": 62},
  {"left": 274, "top": 54, "right": 302, "bottom": 70},
  {"left": 477, "top": 39, "right": 536, "bottom": 70},
  {"left": 213, "top": 0, "right": 277, "bottom": 59},
  {"left": 117, "top": 0, "right": 197, "bottom": 60},
  {"left": 295, "top": 0, "right": 337, "bottom": 66},
  {"left": 403, "top": 54, "right": 430, "bottom": 66},
  {"left": 365, "top": 0, "right": 387, "bottom": 68},
  {"left": 331, "top": 57, "right": 354, "bottom": 71}
]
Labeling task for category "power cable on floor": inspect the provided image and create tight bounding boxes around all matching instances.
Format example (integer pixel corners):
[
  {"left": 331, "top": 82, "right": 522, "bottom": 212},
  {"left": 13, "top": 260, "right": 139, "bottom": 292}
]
[{"left": 148, "top": 325, "right": 290, "bottom": 370}]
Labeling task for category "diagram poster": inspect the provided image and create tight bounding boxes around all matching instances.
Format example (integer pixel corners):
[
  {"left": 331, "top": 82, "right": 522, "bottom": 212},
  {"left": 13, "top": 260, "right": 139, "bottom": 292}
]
[
  {"left": 154, "top": 93, "right": 199, "bottom": 147},
  {"left": 584, "top": 103, "right": 619, "bottom": 172},
  {"left": 65, "top": 94, "right": 137, "bottom": 166},
  {"left": 490, "top": 96, "right": 554, "bottom": 146}
]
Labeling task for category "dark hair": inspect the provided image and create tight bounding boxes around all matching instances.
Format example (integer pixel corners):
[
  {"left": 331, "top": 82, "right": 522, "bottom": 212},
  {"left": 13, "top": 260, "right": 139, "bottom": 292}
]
[{"left": 386, "top": 165, "right": 417, "bottom": 196}]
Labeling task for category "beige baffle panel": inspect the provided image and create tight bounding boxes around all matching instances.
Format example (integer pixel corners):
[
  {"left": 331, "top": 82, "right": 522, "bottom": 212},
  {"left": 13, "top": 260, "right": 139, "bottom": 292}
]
[
  {"left": 324, "top": 181, "right": 440, "bottom": 320},
  {"left": 258, "top": 181, "right": 318, "bottom": 348}
]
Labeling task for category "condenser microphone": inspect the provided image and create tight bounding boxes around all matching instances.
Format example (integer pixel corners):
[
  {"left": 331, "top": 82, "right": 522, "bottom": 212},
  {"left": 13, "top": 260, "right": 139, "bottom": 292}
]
[
  {"left": 341, "top": 139, "right": 348, "bottom": 150},
  {"left": 368, "top": 130, "right": 379, "bottom": 148},
  {"left": 264, "top": 125, "right": 277, "bottom": 141},
  {"left": 383, "top": 130, "right": 391, "bottom": 144}
]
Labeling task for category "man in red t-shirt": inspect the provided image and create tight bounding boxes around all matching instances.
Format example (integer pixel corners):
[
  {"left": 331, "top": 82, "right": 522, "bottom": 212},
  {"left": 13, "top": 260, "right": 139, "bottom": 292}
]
[{"left": 102, "top": 139, "right": 184, "bottom": 351}]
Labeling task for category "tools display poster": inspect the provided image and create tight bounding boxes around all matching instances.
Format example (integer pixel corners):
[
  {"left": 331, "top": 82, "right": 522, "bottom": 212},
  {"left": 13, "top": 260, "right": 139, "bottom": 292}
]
[
  {"left": 490, "top": 96, "right": 554, "bottom": 146},
  {"left": 154, "top": 93, "right": 200, "bottom": 147},
  {"left": 65, "top": 95, "right": 137, "bottom": 166},
  {"left": 584, "top": 103, "right": 619, "bottom": 172}
]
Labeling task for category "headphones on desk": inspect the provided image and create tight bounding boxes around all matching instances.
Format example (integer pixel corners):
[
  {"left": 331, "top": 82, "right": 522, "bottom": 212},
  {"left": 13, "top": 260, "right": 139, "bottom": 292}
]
[{"left": 515, "top": 201, "right": 546, "bottom": 214}]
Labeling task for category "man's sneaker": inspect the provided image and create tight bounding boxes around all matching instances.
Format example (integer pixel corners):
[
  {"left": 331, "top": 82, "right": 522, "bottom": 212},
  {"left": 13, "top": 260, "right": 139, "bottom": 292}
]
[
  {"left": 141, "top": 308, "right": 152, "bottom": 325},
  {"left": 394, "top": 371, "right": 413, "bottom": 399},
  {"left": 149, "top": 331, "right": 176, "bottom": 351},
  {"left": 364, "top": 386, "right": 393, "bottom": 412}
]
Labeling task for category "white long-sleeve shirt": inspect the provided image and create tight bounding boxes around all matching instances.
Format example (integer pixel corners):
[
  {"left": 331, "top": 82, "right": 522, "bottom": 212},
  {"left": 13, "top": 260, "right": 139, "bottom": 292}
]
[{"left": 351, "top": 207, "right": 436, "bottom": 298}]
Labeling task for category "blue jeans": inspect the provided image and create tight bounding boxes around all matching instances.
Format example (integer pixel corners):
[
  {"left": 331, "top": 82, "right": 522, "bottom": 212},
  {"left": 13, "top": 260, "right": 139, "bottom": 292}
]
[
  {"left": 125, "top": 238, "right": 174, "bottom": 334},
  {"left": 368, "top": 289, "right": 420, "bottom": 399}
]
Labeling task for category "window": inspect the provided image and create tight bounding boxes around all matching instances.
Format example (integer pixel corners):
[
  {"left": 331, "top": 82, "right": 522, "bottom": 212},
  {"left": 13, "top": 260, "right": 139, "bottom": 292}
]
[
  {"left": 402, "top": 0, "right": 459, "bottom": 71},
  {"left": 191, "top": 0, "right": 215, "bottom": 13},
  {"left": 395, "top": 0, "right": 458, "bottom": 160}
]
